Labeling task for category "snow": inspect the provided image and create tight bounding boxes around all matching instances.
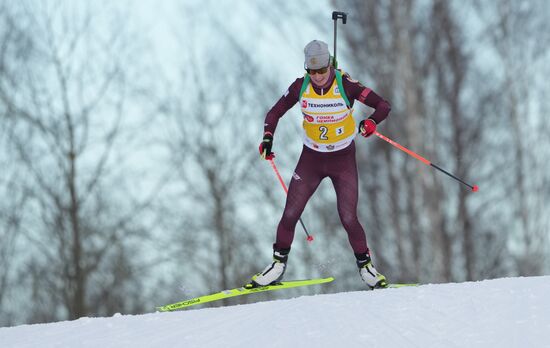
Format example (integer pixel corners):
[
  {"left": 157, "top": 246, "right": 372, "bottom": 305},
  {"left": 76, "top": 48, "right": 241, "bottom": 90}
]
[{"left": 1, "top": 276, "right": 550, "bottom": 348}]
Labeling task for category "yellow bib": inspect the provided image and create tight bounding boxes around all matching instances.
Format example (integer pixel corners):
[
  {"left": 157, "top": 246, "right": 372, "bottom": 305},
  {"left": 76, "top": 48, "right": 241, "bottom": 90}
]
[{"left": 300, "top": 79, "right": 357, "bottom": 152}]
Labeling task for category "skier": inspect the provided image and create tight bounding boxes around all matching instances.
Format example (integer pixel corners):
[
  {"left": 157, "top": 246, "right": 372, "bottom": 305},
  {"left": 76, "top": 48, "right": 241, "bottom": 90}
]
[{"left": 252, "top": 40, "right": 391, "bottom": 289}]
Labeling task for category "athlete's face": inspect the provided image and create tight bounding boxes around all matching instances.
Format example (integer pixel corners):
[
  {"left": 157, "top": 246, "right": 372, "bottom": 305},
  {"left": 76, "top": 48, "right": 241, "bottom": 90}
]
[{"left": 308, "top": 66, "right": 331, "bottom": 87}]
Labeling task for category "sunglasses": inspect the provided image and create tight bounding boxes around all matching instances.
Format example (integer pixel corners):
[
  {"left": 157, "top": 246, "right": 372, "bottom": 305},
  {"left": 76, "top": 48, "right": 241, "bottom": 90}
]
[{"left": 306, "top": 65, "right": 330, "bottom": 75}]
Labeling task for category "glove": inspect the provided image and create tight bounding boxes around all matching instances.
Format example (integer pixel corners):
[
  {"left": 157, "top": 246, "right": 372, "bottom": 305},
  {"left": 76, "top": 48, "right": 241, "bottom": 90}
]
[
  {"left": 359, "top": 118, "right": 377, "bottom": 138},
  {"left": 259, "top": 132, "right": 275, "bottom": 160}
]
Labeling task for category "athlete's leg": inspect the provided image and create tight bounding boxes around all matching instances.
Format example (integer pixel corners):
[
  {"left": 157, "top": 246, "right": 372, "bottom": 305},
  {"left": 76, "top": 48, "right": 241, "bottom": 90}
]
[{"left": 328, "top": 142, "right": 369, "bottom": 254}]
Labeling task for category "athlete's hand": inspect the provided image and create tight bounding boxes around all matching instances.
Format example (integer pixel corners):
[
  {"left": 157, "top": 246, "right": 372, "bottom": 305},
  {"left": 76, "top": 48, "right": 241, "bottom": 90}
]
[
  {"left": 259, "top": 132, "right": 275, "bottom": 160},
  {"left": 359, "top": 118, "right": 377, "bottom": 138}
]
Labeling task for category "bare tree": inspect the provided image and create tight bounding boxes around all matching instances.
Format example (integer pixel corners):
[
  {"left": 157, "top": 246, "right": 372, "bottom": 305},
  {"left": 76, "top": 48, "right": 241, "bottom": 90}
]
[
  {"left": 0, "top": 2, "right": 156, "bottom": 322},
  {"left": 475, "top": 0, "right": 550, "bottom": 276},
  {"left": 333, "top": 0, "right": 544, "bottom": 283},
  {"left": 0, "top": 1, "right": 35, "bottom": 326},
  {"left": 154, "top": 6, "right": 283, "bottom": 306},
  {"left": 0, "top": 173, "right": 27, "bottom": 326}
]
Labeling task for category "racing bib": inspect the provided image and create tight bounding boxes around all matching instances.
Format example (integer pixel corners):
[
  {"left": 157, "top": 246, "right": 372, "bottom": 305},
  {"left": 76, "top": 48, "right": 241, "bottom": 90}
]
[{"left": 300, "top": 79, "right": 356, "bottom": 152}]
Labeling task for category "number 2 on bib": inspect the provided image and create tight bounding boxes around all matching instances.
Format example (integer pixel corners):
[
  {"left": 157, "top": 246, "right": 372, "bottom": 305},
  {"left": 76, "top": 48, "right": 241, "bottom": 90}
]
[{"left": 319, "top": 126, "right": 328, "bottom": 140}]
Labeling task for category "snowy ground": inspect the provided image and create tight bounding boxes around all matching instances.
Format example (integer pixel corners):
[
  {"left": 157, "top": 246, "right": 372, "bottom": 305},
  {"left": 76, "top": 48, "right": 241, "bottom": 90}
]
[{"left": 1, "top": 276, "right": 549, "bottom": 348}]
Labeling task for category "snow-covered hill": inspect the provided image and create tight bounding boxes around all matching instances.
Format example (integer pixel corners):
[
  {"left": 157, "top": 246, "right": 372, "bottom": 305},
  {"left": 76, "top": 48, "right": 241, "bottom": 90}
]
[{"left": 1, "top": 276, "right": 549, "bottom": 348}]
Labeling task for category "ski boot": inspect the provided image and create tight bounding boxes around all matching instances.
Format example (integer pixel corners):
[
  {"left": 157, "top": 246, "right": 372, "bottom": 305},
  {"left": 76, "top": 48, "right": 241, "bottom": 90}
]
[
  {"left": 356, "top": 252, "right": 387, "bottom": 289},
  {"left": 247, "top": 247, "right": 290, "bottom": 288}
]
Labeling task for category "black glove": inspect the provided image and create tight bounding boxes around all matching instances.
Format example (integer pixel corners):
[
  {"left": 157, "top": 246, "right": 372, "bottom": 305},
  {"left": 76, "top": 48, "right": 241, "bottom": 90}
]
[{"left": 259, "top": 132, "right": 275, "bottom": 160}]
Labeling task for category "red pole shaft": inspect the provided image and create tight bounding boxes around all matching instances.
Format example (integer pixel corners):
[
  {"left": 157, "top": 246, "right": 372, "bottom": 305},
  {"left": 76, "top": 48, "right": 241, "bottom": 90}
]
[
  {"left": 268, "top": 158, "right": 289, "bottom": 194},
  {"left": 374, "top": 131, "right": 431, "bottom": 165},
  {"left": 268, "top": 159, "right": 314, "bottom": 242},
  {"left": 374, "top": 131, "right": 479, "bottom": 192}
]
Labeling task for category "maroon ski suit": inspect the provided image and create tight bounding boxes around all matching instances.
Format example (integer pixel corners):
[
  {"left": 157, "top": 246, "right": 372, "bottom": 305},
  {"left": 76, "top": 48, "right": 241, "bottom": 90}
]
[{"left": 264, "top": 67, "right": 391, "bottom": 255}]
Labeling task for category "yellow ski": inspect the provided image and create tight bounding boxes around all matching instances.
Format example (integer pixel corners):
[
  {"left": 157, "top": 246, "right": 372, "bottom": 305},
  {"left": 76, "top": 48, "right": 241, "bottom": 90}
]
[
  {"left": 386, "top": 283, "right": 419, "bottom": 288},
  {"left": 157, "top": 277, "right": 334, "bottom": 312}
]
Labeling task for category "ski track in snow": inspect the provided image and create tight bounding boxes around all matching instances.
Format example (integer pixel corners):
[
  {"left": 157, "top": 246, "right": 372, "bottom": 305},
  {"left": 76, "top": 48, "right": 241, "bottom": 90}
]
[{"left": 1, "top": 276, "right": 550, "bottom": 348}]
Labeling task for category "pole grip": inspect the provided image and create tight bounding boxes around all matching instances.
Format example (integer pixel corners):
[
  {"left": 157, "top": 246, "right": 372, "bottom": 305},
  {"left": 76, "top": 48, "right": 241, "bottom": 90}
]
[{"left": 332, "top": 11, "right": 347, "bottom": 24}]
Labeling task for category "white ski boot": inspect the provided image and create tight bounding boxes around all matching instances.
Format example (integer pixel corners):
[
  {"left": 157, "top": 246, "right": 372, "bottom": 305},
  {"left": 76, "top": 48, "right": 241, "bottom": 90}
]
[
  {"left": 356, "top": 254, "right": 387, "bottom": 289},
  {"left": 250, "top": 248, "right": 290, "bottom": 287}
]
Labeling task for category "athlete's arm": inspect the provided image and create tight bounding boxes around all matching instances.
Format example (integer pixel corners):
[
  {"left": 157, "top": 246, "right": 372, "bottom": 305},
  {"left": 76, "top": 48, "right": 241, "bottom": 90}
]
[
  {"left": 264, "top": 78, "right": 304, "bottom": 135},
  {"left": 342, "top": 74, "right": 391, "bottom": 124}
]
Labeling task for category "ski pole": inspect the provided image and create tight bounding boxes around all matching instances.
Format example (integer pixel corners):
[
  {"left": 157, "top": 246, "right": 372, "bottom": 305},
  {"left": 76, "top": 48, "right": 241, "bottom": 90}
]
[
  {"left": 374, "top": 131, "right": 479, "bottom": 192},
  {"left": 268, "top": 158, "right": 314, "bottom": 242},
  {"left": 332, "top": 11, "right": 347, "bottom": 68}
]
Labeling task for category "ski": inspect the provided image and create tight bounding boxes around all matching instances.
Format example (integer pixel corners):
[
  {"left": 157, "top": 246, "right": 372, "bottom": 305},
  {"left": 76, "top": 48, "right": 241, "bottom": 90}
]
[
  {"left": 157, "top": 277, "right": 335, "bottom": 312},
  {"left": 386, "top": 283, "right": 419, "bottom": 288}
]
